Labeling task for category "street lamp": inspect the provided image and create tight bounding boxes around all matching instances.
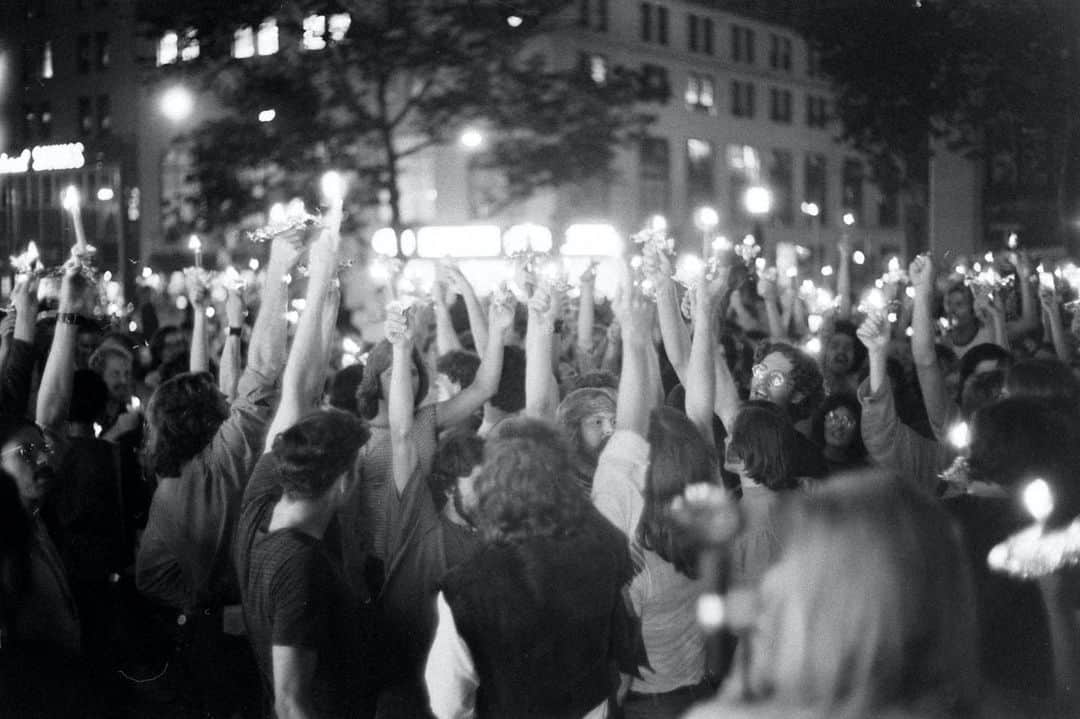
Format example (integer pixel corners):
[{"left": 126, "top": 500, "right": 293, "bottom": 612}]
[{"left": 160, "top": 85, "right": 194, "bottom": 123}]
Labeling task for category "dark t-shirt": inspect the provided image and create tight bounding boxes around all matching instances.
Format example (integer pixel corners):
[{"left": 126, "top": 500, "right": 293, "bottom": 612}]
[{"left": 235, "top": 453, "right": 371, "bottom": 717}]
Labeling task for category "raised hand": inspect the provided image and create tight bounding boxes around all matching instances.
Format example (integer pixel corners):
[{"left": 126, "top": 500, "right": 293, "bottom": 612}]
[
  {"left": 488, "top": 290, "right": 517, "bottom": 336},
  {"left": 856, "top": 313, "right": 890, "bottom": 355},
  {"left": 11, "top": 275, "right": 37, "bottom": 318},
  {"left": 384, "top": 303, "right": 411, "bottom": 347},
  {"left": 226, "top": 287, "right": 245, "bottom": 328},
  {"left": 908, "top": 254, "right": 934, "bottom": 297},
  {"left": 642, "top": 244, "right": 673, "bottom": 289},
  {"left": 756, "top": 270, "right": 779, "bottom": 301}
]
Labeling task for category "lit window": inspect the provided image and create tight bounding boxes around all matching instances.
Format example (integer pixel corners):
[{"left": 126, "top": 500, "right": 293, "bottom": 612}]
[
  {"left": 180, "top": 28, "right": 200, "bottom": 62},
  {"left": 42, "top": 41, "right": 54, "bottom": 78},
  {"left": 687, "top": 138, "right": 712, "bottom": 163},
  {"left": 328, "top": 13, "right": 351, "bottom": 42},
  {"left": 158, "top": 31, "right": 179, "bottom": 65},
  {"left": 685, "top": 76, "right": 699, "bottom": 106},
  {"left": 589, "top": 55, "right": 607, "bottom": 84},
  {"left": 233, "top": 26, "right": 255, "bottom": 59},
  {"left": 257, "top": 18, "right": 279, "bottom": 56},
  {"left": 686, "top": 73, "right": 714, "bottom": 112},
  {"left": 303, "top": 14, "right": 327, "bottom": 50}
]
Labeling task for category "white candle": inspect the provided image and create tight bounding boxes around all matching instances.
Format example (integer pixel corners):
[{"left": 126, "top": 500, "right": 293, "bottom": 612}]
[
  {"left": 61, "top": 185, "right": 87, "bottom": 253},
  {"left": 188, "top": 234, "right": 203, "bottom": 268}
]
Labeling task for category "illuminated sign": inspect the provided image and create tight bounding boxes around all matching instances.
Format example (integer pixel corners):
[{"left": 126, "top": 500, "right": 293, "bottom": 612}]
[
  {"left": 561, "top": 224, "right": 623, "bottom": 257},
  {"left": 0, "top": 142, "right": 86, "bottom": 174},
  {"left": 416, "top": 225, "right": 501, "bottom": 258}
]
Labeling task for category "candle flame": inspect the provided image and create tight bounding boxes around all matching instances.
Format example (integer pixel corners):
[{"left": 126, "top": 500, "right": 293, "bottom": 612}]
[
  {"left": 188, "top": 235, "right": 202, "bottom": 251},
  {"left": 61, "top": 185, "right": 81, "bottom": 211}
]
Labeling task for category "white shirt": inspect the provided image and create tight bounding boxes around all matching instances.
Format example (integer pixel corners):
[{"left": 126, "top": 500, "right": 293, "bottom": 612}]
[{"left": 590, "top": 430, "right": 651, "bottom": 538}]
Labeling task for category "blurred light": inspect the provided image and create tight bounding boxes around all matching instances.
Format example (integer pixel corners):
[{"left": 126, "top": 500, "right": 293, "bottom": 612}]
[
  {"left": 291, "top": 298, "right": 307, "bottom": 311},
  {"left": 160, "top": 86, "right": 194, "bottom": 122},
  {"left": 258, "top": 109, "right": 276, "bottom": 123},
  {"left": 205, "top": 306, "right": 216, "bottom": 318},
  {"left": 128, "top": 320, "right": 138, "bottom": 332},
  {"left": 507, "top": 15, "right": 523, "bottom": 27},
  {"left": 712, "top": 236, "right": 731, "bottom": 252},
  {"left": 371, "top": 228, "right": 398, "bottom": 256},
  {"left": 743, "top": 235, "right": 756, "bottom": 246},
  {"left": 1007, "top": 232, "right": 1018, "bottom": 249},
  {"left": 285, "top": 310, "right": 299, "bottom": 324},
  {"left": 887, "top": 311, "right": 898, "bottom": 323},
  {"left": 887, "top": 257, "right": 901, "bottom": 273},
  {"left": 176, "top": 296, "right": 189, "bottom": 310},
  {"left": 948, "top": 422, "right": 969, "bottom": 450},
  {"left": 754, "top": 258, "right": 767, "bottom": 271},
  {"left": 96, "top": 187, "right": 114, "bottom": 202},
  {"left": 808, "top": 314, "right": 823, "bottom": 333},
  {"left": 1023, "top": 478, "right": 1054, "bottom": 523},
  {"left": 906, "top": 286, "right": 916, "bottom": 298},
  {"left": 785, "top": 267, "right": 798, "bottom": 279},
  {"left": 696, "top": 593, "right": 725, "bottom": 630},
  {"left": 562, "top": 224, "right": 622, "bottom": 257},
  {"left": 268, "top": 202, "right": 287, "bottom": 224},
  {"left": 648, "top": 215, "right": 668, "bottom": 233},
  {"left": 61, "top": 185, "right": 80, "bottom": 211},
  {"left": 399, "top": 229, "right": 417, "bottom": 257},
  {"left": 418, "top": 225, "right": 501, "bottom": 258},
  {"left": 459, "top": 128, "right": 484, "bottom": 149},
  {"left": 852, "top": 250, "right": 866, "bottom": 265},
  {"left": 743, "top": 186, "right": 772, "bottom": 216},
  {"left": 141, "top": 267, "right": 153, "bottom": 279},
  {"left": 188, "top": 234, "right": 201, "bottom": 252},
  {"left": 804, "top": 337, "right": 822, "bottom": 355},
  {"left": 842, "top": 212, "right": 856, "bottom": 226},
  {"left": 800, "top": 201, "right": 820, "bottom": 218},
  {"left": 984, "top": 251, "right": 995, "bottom": 263},
  {"left": 695, "top": 206, "right": 720, "bottom": 230},
  {"left": 905, "top": 326, "right": 914, "bottom": 337},
  {"left": 320, "top": 170, "right": 346, "bottom": 203},
  {"left": 249, "top": 258, "right": 260, "bottom": 271},
  {"left": 820, "top": 265, "right": 834, "bottom": 277},
  {"left": 675, "top": 254, "right": 706, "bottom": 283},
  {"left": 504, "top": 223, "right": 552, "bottom": 254}
]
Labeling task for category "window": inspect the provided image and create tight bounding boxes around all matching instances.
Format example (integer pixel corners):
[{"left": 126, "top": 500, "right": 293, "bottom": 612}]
[
  {"left": 842, "top": 159, "right": 864, "bottom": 222},
  {"left": 731, "top": 24, "right": 755, "bottom": 64},
  {"left": 808, "top": 46, "right": 821, "bottom": 78},
  {"left": 97, "top": 94, "right": 111, "bottom": 133},
  {"left": 42, "top": 41, "right": 54, "bottom": 78},
  {"left": 769, "top": 88, "right": 792, "bottom": 123},
  {"left": 687, "top": 14, "right": 714, "bottom": 54},
  {"left": 640, "top": 64, "right": 671, "bottom": 102},
  {"left": 769, "top": 35, "right": 792, "bottom": 71},
  {"left": 180, "top": 28, "right": 200, "bottom": 61},
  {"left": 78, "top": 96, "right": 93, "bottom": 135},
  {"left": 158, "top": 31, "right": 179, "bottom": 65},
  {"left": 639, "top": 137, "right": 671, "bottom": 217},
  {"left": 328, "top": 13, "right": 351, "bottom": 41},
  {"left": 685, "top": 74, "right": 715, "bottom": 114},
  {"left": 579, "top": 0, "right": 608, "bottom": 31},
  {"left": 804, "top": 153, "right": 828, "bottom": 225},
  {"left": 77, "top": 33, "right": 91, "bottom": 73},
  {"left": 95, "top": 32, "right": 110, "bottom": 70},
  {"left": 686, "top": 138, "right": 715, "bottom": 208},
  {"left": 233, "top": 26, "right": 255, "bottom": 58},
  {"left": 807, "top": 95, "right": 829, "bottom": 128},
  {"left": 769, "top": 150, "right": 795, "bottom": 226},
  {"left": 640, "top": 2, "right": 667, "bottom": 45},
  {"left": 731, "top": 80, "right": 755, "bottom": 118},
  {"left": 257, "top": 18, "right": 279, "bottom": 56},
  {"left": 726, "top": 144, "right": 762, "bottom": 224},
  {"left": 303, "top": 15, "right": 327, "bottom": 50}
]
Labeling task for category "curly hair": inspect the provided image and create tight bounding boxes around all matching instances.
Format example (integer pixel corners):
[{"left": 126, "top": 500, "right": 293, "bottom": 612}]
[
  {"left": 753, "top": 341, "right": 825, "bottom": 421},
  {"left": 436, "top": 349, "right": 482, "bottom": 389},
  {"left": 144, "top": 372, "right": 229, "bottom": 478},
  {"left": 271, "top": 409, "right": 370, "bottom": 500},
  {"left": 810, "top": 392, "right": 867, "bottom": 460},
  {"left": 474, "top": 417, "right": 588, "bottom": 543},
  {"left": 428, "top": 431, "right": 485, "bottom": 511},
  {"left": 638, "top": 407, "right": 718, "bottom": 577},
  {"left": 355, "top": 340, "right": 430, "bottom": 420}
]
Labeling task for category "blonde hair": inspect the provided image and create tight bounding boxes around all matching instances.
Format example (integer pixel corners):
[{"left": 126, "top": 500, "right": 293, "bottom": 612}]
[{"left": 746, "top": 472, "right": 979, "bottom": 719}]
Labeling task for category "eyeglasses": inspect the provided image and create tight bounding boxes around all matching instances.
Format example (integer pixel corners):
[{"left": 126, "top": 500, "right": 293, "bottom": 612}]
[
  {"left": 2, "top": 441, "right": 55, "bottom": 463},
  {"left": 751, "top": 363, "right": 789, "bottom": 389},
  {"left": 824, "top": 410, "right": 856, "bottom": 430}
]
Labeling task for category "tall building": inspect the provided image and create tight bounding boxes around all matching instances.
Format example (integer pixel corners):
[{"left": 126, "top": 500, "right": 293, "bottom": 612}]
[{"left": 0, "top": 0, "right": 982, "bottom": 285}]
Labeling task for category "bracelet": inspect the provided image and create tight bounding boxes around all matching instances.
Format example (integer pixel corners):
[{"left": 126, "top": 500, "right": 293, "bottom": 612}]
[
  {"left": 58, "top": 312, "right": 80, "bottom": 325},
  {"left": 229, "top": 326, "right": 243, "bottom": 337}
]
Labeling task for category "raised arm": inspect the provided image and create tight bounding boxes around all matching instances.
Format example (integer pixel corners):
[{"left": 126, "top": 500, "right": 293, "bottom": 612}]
[
  {"left": 1041, "top": 287, "right": 1072, "bottom": 363},
  {"left": 444, "top": 263, "right": 487, "bottom": 352},
  {"left": 431, "top": 273, "right": 463, "bottom": 356},
  {"left": 263, "top": 214, "right": 342, "bottom": 453},
  {"left": 188, "top": 274, "right": 210, "bottom": 374},
  {"left": 836, "top": 236, "right": 853, "bottom": 320},
  {"left": 219, "top": 288, "right": 245, "bottom": 402},
  {"left": 247, "top": 233, "right": 303, "bottom": 382},
  {"left": 909, "top": 254, "right": 959, "bottom": 442},
  {"left": 435, "top": 297, "right": 513, "bottom": 429},
  {"left": 648, "top": 247, "right": 691, "bottom": 383},
  {"left": 0, "top": 276, "right": 38, "bottom": 416},
  {"left": 614, "top": 271, "right": 657, "bottom": 439},
  {"left": 685, "top": 276, "right": 717, "bottom": 445},
  {"left": 386, "top": 305, "right": 419, "bottom": 494},
  {"left": 35, "top": 267, "right": 83, "bottom": 431},
  {"left": 525, "top": 285, "right": 560, "bottom": 420},
  {"left": 759, "top": 273, "right": 786, "bottom": 341},
  {"left": 576, "top": 264, "right": 598, "bottom": 371},
  {"left": 1007, "top": 253, "right": 1040, "bottom": 340}
]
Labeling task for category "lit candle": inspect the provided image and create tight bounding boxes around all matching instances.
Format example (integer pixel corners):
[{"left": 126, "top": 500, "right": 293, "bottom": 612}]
[
  {"left": 947, "top": 422, "right": 969, "bottom": 450},
  {"left": 61, "top": 185, "right": 87, "bottom": 254},
  {"left": 320, "top": 171, "right": 346, "bottom": 207},
  {"left": 188, "top": 234, "right": 203, "bottom": 268}
]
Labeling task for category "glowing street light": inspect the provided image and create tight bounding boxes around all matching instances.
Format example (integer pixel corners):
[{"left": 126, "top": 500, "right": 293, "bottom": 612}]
[
  {"left": 160, "top": 85, "right": 195, "bottom": 123},
  {"left": 459, "top": 128, "right": 484, "bottom": 150},
  {"left": 743, "top": 186, "right": 772, "bottom": 216}
]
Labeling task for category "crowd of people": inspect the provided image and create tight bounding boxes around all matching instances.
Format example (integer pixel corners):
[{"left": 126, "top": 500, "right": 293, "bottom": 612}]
[{"left": 2, "top": 207, "right": 1080, "bottom": 719}]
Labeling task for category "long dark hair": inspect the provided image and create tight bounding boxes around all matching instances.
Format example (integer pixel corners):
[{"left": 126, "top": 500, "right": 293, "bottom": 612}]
[
  {"left": 727, "top": 401, "right": 799, "bottom": 491},
  {"left": 0, "top": 469, "right": 33, "bottom": 635},
  {"left": 637, "top": 407, "right": 718, "bottom": 577}
]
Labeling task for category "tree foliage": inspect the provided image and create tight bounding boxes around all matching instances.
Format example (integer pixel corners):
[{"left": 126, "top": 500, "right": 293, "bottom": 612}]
[{"left": 139, "top": 0, "right": 654, "bottom": 232}]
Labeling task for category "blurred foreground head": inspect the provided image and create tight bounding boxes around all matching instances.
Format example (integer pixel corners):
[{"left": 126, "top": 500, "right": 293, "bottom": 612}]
[{"left": 747, "top": 472, "right": 979, "bottom": 718}]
